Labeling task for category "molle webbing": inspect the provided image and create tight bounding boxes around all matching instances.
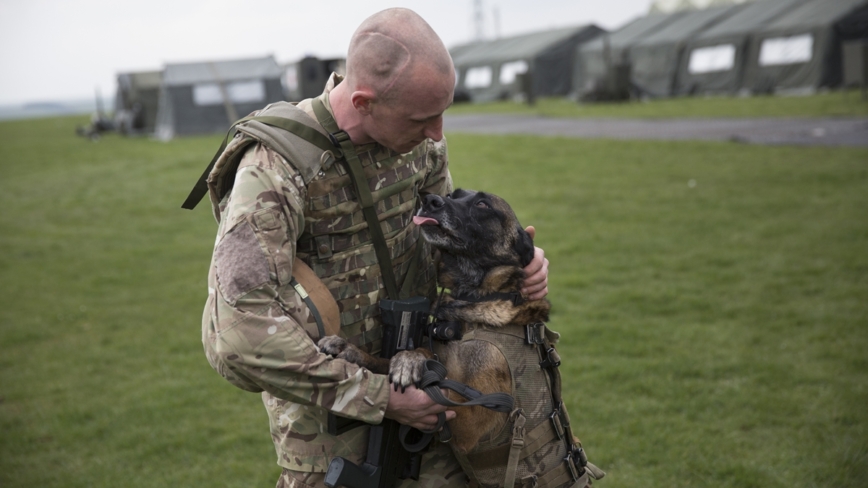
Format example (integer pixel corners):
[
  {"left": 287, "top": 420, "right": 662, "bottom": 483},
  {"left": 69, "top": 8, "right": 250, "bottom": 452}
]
[{"left": 310, "top": 97, "right": 402, "bottom": 300}]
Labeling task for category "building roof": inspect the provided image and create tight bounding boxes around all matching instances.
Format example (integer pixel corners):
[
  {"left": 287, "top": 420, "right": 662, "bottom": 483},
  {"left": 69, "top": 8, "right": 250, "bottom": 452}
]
[
  {"left": 118, "top": 70, "right": 163, "bottom": 90},
  {"left": 635, "top": 3, "right": 744, "bottom": 46},
  {"left": 761, "top": 0, "right": 867, "bottom": 30},
  {"left": 451, "top": 25, "right": 601, "bottom": 65},
  {"left": 162, "top": 56, "right": 282, "bottom": 86},
  {"left": 583, "top": 12, "right": 684, "bottom": 52},
  {"left": 695, "top": 0, "right": 810, "bottom": 39}
]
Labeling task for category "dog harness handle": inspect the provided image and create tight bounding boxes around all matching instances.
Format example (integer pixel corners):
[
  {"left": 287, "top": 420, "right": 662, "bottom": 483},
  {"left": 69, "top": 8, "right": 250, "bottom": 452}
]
[{"left": 397, "top": 359, "right": 515, "bottom": 452}]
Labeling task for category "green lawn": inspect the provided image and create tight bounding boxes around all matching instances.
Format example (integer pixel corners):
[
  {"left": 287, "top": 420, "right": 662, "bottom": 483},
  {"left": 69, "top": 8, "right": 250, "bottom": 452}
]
[
  {"left": 446, "top": 90, "right": 868, "bottom": 118},
  {"left": 1, "top": 116, "right": 866, "bottom": 487}
]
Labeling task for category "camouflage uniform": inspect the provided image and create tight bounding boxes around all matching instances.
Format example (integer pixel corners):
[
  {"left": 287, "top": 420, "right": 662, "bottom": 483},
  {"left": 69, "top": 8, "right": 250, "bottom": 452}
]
[{"left": 201, "top": 74, "right": 465, "bottom": 487}]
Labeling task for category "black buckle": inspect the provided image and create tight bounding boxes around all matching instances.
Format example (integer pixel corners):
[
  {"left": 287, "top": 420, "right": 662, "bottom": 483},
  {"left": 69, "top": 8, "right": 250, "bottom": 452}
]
[
  {"left": 565, "top": 454, "right": 580, "bottom": 481},
  {"left": 330, "top": 130, "right": 351, "bottom": 144},
  {"left": 525, "top": 323, "right": 545, "bottom": 345},
  {"left": 556, "top": 401, "right": 571, "bottom": 429},
  {"left": 571, "top": 446, "right": 588, "bottom": 468},
  {"left": 429, "top": 320, "right": 462, "bottom": 342},
  {"left": 540, "top": 347, "right": 561, "bottom": 369},
  {"left": 549, "top": 410, "right": 565, "bottom": 440}
]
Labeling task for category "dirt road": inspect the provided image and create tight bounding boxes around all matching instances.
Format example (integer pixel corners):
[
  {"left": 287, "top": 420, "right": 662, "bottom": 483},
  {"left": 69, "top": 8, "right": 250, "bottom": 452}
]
[{"left": 443, "top": 114, "right": 868, "bottom": 147}]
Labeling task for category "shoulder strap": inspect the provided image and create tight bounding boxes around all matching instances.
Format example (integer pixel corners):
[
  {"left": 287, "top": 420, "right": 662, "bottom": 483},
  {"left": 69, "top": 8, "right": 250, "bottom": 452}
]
[
  {"left": 310, "top": 97, "right": 401, "bottom": 300},
  {"left": 181, "top": 103, "right": 335, "bottom": 210}
]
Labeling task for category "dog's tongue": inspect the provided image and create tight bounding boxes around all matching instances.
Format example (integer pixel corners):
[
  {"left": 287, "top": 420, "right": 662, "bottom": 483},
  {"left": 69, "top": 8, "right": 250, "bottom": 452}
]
[{"left": 413, "top": 216, "right": 439, "bottom": 226}]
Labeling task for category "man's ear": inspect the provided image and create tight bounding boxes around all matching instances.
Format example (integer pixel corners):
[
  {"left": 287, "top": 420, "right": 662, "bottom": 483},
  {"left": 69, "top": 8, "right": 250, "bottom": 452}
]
[
  {"left": 350, "top": 90, "right": 375, "bottom": 115},
  {"left": 514, "top": 225, "right": 535, "bottom": 268}
]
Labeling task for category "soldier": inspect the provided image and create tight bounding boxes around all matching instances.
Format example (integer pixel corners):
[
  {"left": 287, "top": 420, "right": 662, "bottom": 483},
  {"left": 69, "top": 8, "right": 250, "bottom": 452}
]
[{"left": 200, "top": 8, "right": 550, "bottom": 487}]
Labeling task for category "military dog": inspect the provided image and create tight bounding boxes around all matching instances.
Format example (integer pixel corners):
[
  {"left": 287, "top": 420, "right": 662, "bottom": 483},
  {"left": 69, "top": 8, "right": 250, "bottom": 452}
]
[{"left": 318, "top": 188, "right": 549, "bottom": 454}]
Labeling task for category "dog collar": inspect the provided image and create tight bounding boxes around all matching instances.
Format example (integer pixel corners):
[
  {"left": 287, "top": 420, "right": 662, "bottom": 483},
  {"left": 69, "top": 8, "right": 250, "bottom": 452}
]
[{"left": 450, "top": 291, "right": 525, "bottom": 306}]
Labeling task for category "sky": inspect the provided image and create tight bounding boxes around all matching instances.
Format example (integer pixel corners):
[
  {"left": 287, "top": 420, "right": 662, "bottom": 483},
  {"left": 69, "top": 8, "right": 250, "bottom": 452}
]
[{"left": 0, "top": 0, "right": 656, "bottom": 106}]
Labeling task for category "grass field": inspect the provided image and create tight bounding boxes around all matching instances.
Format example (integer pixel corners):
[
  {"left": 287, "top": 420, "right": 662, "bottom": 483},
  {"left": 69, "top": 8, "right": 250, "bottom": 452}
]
[
  {"left": 446, "top": 90, "right": 868, "bottom": 119},
  {"left": 1, "top": 115, "right": 866, "bottom": 487}
]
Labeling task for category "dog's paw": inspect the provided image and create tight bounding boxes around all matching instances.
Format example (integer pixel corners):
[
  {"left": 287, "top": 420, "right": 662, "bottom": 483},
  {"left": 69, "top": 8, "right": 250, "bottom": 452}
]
[
  {"left": 317, "top": 336, "right": 348, "bottom": 357},
  {"left": 318, "top": 336, "right": 370, "bottom": 367},
  {"left": 389, "top": 350, "right": 427, "bottom": 388}
]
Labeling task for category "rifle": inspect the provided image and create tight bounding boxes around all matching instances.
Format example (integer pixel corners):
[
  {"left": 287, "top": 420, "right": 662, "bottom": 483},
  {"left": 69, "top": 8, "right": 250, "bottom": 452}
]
[{"left": 324, "top": 297, "right": 431, "bottom": 488}]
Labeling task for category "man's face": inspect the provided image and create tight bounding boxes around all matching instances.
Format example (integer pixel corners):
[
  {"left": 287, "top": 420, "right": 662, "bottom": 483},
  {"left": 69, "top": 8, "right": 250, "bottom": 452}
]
[{"left": 363, "top": 66, "right": 454, "bottom": 153}]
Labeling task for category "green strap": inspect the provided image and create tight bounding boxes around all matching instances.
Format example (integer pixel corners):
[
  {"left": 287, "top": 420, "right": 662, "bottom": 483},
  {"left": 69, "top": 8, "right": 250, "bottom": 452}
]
[
  {"left": 181, "top": 115, "right": 333, "bottom": 210},
  {"left": 290, "top": 278, "right": 326, "bottom": 339},
  {"left": 311, "top": 98, "right": 400, "bottom": 300},
  {"left": 504, "top": 409, "right": 526, "bottom": 488},
  {"left": 398, "top": 237, "right": 425, "bottom": 299},
  {"left": 249, "top": 115, "right": 335, "bottom": 152}
]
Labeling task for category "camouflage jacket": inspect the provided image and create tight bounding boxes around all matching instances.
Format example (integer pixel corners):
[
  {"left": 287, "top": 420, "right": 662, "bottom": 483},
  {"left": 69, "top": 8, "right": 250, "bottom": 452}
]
[{"left": 201, "top": 74, "right": 452, "bottom": 472}]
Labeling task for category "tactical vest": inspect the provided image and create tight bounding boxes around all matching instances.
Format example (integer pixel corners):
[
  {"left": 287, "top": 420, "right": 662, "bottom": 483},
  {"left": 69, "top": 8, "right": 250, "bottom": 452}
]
[
  {"left": 435, "top": 323, "right": 605, "bottom": 488},
  {"left": 192, "top": 94, "right": 444, "bottom": 471},
  {"left": 199, "top": 98, "right": 439, "bottom": 353}
]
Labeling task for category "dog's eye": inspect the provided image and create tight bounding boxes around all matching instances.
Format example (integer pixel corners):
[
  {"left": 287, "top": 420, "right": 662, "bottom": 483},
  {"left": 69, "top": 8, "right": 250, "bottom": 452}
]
[{"left": 475, "top": 201, "right": 489, "bottom": 209}]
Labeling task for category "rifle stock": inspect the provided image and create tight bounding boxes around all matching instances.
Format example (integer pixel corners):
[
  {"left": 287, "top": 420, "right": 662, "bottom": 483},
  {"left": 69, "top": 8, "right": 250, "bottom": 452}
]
[
  {"left": 324, "top": 457, "right": 379, "bottom": 488},
  {"left": 324, "top": 422, "right": 416, "bottom": 488}
]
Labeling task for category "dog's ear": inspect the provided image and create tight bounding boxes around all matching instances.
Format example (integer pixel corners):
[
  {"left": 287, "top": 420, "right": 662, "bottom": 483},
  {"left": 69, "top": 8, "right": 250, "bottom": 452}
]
[{"left": 514, "top": 225, "right": 535, "bottom": 268}]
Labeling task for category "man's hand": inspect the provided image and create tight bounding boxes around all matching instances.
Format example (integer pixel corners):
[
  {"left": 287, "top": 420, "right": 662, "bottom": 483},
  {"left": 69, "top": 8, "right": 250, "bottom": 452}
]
[
  {"left": 385, "top": 385, "right": 456, "bottom": 431},
  {"left": 521, "top": 226, "right": 549, "bottom": 300}
]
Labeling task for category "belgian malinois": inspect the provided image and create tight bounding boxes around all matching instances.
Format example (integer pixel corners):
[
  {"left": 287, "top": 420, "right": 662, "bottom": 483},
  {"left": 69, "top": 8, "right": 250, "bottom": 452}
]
[{"left": 318, "top": 188, "right": 549, "bottom": 454}]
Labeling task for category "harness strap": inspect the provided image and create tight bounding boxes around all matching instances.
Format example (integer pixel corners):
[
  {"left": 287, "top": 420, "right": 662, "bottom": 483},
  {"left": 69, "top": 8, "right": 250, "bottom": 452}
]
[
  {"left": 464, "top": 415, "right": 560, "bottom": 470},
  {"left": 504, "top": 409, "right": 527, "bottom": 488},
  {"left": 532, "top": 329, "right": 607, "bottom": 484},
  {"left": 290, "top": 278, "right": 325, "bottom": 339},
  {"left": 535, "top": 458, "right": 584, "bottom": 488}
]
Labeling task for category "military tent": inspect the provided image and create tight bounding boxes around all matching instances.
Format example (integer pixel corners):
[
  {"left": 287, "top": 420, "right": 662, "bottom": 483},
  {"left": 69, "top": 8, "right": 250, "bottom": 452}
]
[
  {"left": 451, "top": 25, "right": 605, "bottom": 103},
  {"left": 675, "top": 0, "right": 812, "bottom": 96},
  {"left": 114, "top": 70, "right": 162, "bottom": 135},
  {"left": 283, "top": 56, "right": 345, "bottom": 101},
  {"left": 574, "top": 12, "right": 684, "bottom": 98},
  {"left": 629, "top": 3, "right": 745, "bottom": 98},
  {"left": 741, "top": 0, "right": 868, "bottom": 93},
  {"left": 155, "top": 56, "right": 284, "bottom": 140}
]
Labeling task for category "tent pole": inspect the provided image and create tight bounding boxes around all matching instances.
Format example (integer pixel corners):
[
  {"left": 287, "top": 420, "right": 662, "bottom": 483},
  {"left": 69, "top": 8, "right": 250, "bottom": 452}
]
[{"left": 208, "top": 62, "right": 239, "bottom": 124}]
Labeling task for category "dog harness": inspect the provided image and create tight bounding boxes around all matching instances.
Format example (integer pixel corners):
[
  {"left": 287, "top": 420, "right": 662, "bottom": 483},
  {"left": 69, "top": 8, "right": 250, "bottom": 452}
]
[
  {"left": 435, "top": 320, "right": 604, "bottom": 488},
  {"left": 414, "top": 290, "right": 604, "bottom": 488}
]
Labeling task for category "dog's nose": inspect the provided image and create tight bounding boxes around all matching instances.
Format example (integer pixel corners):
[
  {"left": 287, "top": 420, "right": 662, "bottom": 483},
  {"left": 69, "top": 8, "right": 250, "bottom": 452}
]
[{"left": 423, "top": 194, "right": 445, "bottom": 210}]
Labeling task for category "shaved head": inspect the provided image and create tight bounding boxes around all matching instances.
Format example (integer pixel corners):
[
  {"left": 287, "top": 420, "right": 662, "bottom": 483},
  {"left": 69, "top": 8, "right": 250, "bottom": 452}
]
[{"left": 346, "top": 8, "right": 454, "bottom": 104}]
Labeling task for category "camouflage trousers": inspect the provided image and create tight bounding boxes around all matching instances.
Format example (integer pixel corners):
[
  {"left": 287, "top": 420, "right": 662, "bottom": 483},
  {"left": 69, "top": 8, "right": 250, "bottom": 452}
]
[{"left": 275, "top": 442, "right": 468, "bottom": 488}]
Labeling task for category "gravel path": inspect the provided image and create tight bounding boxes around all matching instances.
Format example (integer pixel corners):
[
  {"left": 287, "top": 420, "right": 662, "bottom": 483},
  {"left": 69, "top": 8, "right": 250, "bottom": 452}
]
[{"left": 443, "top": 114, "right": 868, "bottom": 147}]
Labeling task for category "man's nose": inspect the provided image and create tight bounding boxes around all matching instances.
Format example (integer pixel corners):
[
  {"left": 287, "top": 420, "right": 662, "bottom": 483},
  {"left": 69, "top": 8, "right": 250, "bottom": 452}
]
[{"left": 423, "top": 116, "right": 443, "bottom": 142}]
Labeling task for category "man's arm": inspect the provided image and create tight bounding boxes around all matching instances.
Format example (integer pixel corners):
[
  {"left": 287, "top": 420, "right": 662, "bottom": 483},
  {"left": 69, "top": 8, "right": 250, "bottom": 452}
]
[
  {"left": 204, "top": 144, "right": 390, "bottom": 423},
  {"left": 204, "top": 144, "right": 456, "bottom": 429}
]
